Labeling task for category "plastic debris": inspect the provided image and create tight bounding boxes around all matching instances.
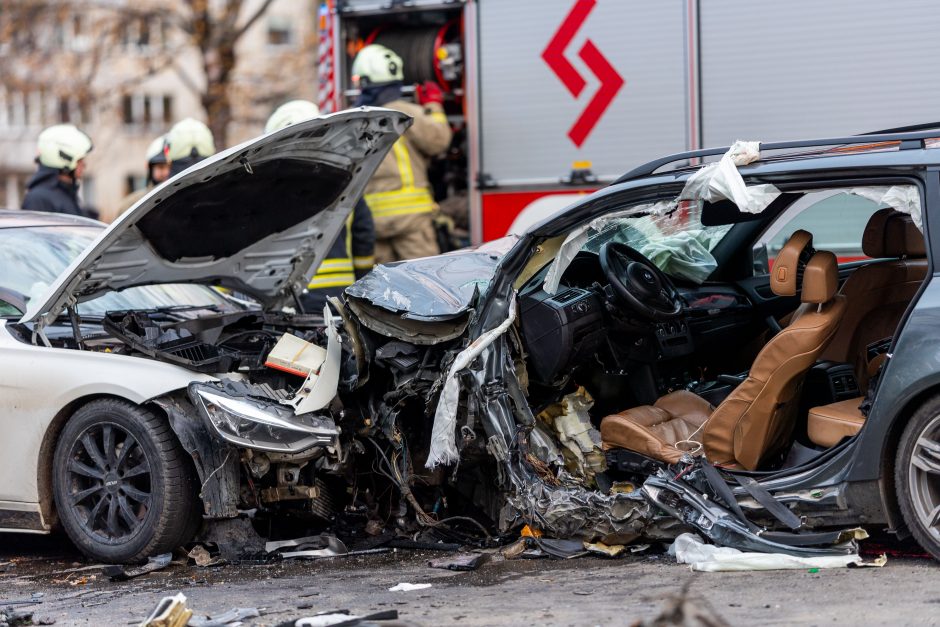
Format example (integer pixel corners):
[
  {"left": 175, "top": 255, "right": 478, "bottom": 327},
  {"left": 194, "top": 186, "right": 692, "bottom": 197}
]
[
  {"left": 189, "top": 607, "right": 261, "bottom": 627},
  {"left": 669, "top": 533, "right": 887, "bottom": 572},
  {"left": 138, "top": 593, "right": 192, "bottom": 627},
  {"left": 266, "top": 535, "right": 348, "bottom": 559},
  {"left": 583, "top": 541, "right": 625, "bottom": 558},
  {"left": 388, "top": 583, "right": 432, "bottom": 592},
  {"left": 277, "top": 610, "right": 400, "bottom": 627},
  {"left": 104, "top": 552, "right": 172, "bottom": 581},
  {"left": 537, "top": 387, "right": 606, "bottom": 485},
  {"left": 427, "top": 553, "right": 486, "bottom": 571}
]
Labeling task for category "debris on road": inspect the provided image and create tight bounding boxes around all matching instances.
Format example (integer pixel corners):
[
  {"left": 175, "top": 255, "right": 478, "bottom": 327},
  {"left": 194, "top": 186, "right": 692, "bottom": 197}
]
[
  {"left": 388, "top": 583, "right": 432, "bottom": 592},
  {"left": 427, "top": 553, "right": 486, "bottom": 571},
  {"left": 669, "top": 533, "right": 888, "bottom": 572},
  {"left": 139, "top": 592, "right": 192, "bottom": 627},
  {"left": 266, "top": 535, "right": 348, "bottom": 559},
  {"left": 104, "top": 552, "right": 172, "bottom": 581},
  {"left": 189, "top": 607, "right": 261, "bottom": 626},
  {"left": 187, "top": 545, "right": 227, "bottom": 568},
  {"left": 273, "top": 609, "right": 404, "bottom": 627}
]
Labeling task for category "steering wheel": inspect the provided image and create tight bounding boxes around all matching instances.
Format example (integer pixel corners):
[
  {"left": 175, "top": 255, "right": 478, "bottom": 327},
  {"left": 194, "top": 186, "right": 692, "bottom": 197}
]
[{"left": 599, "top": 242, "right": 683, "bottom": 321}]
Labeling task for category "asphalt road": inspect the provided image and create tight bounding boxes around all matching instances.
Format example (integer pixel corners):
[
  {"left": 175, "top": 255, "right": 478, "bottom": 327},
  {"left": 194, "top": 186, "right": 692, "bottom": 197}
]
[{"left": 1, "top": 533, "right": 938, "bottom": 626}]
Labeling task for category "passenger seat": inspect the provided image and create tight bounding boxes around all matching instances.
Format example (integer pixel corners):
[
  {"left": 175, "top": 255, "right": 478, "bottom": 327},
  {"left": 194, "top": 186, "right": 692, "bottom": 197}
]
[
  {"left": 821, "top": 209, "right": 927, "bottom": 389},
  {"left": 807, "top": 397, "right": 866, "bottom": 447}
]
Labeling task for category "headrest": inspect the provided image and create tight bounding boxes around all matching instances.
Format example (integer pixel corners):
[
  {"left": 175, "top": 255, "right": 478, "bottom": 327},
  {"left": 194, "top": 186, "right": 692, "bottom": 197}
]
[
  {"left": 771, "top": 230, "right": 813, "bottom": 296},
  {"left": 862, "top": 209, "right": 925, "bottom": 258},
  {"left": 801, "top": 251, "right": 838, "bottom": 304}
]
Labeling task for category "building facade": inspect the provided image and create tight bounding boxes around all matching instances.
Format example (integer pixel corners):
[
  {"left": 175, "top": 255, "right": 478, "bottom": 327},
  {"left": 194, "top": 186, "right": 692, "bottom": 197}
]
[{"left": 0, "top": 0, "right": 318, "bottom": 220}]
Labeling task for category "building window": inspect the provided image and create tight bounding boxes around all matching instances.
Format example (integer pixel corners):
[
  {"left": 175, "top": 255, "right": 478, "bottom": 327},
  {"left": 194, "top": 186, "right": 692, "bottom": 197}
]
[
  {"left": 267, "top": 16, "right": 293, "bottom": 47},
  {"left": 122, "top": 93, "right": 173, "bottom": 131}
]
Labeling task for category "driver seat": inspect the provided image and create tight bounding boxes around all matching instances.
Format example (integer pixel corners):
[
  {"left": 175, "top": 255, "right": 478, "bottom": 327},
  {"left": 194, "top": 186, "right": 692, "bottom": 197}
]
[{"left": 600, "top": 230, "right": 847, "bottom": 470}]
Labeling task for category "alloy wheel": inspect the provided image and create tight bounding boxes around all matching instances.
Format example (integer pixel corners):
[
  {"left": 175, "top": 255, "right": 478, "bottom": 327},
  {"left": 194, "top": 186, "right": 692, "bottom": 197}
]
[{"left": 65, "top": 422, "right": 153, "bottom": 543}]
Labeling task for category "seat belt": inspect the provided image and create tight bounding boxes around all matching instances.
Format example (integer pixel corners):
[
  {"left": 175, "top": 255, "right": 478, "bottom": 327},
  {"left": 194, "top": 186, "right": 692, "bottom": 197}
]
[
  {"left": 734, "top": 475, "right": 803, "bottom": 531},
  {"left": 699, "top": 458, "right": 759, "bottom": 532}
]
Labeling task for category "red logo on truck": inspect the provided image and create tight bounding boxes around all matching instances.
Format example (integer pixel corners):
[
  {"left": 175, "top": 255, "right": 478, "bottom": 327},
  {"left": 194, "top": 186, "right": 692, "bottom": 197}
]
[{"left": 542, "top": 0, "right": 624, "bottom": 147}]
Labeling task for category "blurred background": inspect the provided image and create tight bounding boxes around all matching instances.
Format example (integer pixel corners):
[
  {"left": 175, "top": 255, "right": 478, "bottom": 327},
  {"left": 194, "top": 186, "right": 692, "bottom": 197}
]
[{"left": 1, "top": 0, "right": 938, "bottom": 243}]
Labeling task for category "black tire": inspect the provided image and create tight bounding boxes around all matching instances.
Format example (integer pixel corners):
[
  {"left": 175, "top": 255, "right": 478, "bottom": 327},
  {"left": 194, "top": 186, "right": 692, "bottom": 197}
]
[
  {"left": 895, "top": 394, "right": 940, "bottom": 560},
  {"left": 52, "top": 398, "right": 200, "bottom": 563}
]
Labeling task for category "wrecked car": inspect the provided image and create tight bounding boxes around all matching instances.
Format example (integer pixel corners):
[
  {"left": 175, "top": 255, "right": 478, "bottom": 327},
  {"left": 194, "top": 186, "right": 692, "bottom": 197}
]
[
  {"left": 6, "top": 119, "right": 940, "bottom": 565},
  {"left": 0, "top": 108, "right": 410, "bottom": 562}
]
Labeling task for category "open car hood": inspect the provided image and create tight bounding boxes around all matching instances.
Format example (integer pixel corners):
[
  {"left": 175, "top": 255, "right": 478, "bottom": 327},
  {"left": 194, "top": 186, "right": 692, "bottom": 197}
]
[{"left": 21, "top": 108, "right": 411, "bottom": 326}]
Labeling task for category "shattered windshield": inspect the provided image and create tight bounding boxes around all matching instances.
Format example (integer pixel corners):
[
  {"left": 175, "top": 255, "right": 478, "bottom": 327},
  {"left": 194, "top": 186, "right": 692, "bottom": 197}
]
[
  {"left": 582, "top": 205, "right": 731, "bottom": 283},
  {"left": 0, "top": 224, "right": 232, "bottom": 317},
  {"left": 544, "top": 200, "right": 732, "bottom": 293}
]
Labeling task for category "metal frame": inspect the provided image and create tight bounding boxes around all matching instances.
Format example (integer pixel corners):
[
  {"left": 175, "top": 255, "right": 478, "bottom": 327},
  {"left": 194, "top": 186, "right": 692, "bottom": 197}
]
[{"left": 615, "top": 127, "right": 940, "bottom": 184}]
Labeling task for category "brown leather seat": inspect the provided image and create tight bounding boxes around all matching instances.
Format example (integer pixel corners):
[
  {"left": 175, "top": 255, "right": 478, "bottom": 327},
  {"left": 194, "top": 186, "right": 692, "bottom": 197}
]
[
  {"left": 807, "top": 397, "right": 866, "bottom": 447},
  {"left": 821, "top": 209, "right": 926, "bottom": 388},
  {"left": 601, "top": 231, "right": 847, "bottom": 470}
]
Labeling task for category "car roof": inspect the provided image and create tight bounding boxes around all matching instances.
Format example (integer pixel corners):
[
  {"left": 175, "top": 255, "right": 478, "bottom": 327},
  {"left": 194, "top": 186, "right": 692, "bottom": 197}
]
[
  {"left": 616, "top": 126, "right": 940, "bottom": 184},
  {"left": 0, "top": 209, "right": 103, "bottom": 230}
]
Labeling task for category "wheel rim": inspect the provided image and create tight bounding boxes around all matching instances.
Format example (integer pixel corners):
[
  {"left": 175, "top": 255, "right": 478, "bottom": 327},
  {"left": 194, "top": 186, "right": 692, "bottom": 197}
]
[{"left": 65, "top": 422, "right": 153, "bottom": 544}]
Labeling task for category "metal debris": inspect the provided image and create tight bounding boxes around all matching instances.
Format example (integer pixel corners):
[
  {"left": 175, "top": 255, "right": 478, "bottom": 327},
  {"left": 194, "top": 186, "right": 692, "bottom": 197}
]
[
  {"left": 266, "top": 535, "right": 348, "bottom": 559},
  {"left": 427, "top": 553, "right": 486, "bottom": 571},
  {"left": 103, "top": 552, "right": 172, "bottom": 581},
  {"left": 138, "top": 592, "right": 192, "bottom": 627}
]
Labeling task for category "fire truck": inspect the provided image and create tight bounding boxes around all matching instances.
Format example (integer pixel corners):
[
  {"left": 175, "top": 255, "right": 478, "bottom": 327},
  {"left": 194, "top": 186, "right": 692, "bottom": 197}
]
[{"left": 318, "top": 0, "right": 940, "bottom": 245}]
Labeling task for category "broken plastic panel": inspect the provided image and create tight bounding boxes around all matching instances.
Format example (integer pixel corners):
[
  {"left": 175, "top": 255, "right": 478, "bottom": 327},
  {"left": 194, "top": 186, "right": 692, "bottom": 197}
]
[{"left": 282, "top": 305, "right": 342, "bottom": 415}]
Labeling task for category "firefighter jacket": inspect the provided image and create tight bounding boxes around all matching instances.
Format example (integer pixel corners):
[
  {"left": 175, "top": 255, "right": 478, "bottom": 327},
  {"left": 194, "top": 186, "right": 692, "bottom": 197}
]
[
  {"left": 305, "top": 198, "right": 374, "bottom": 297},
  {"left": 22, "top": 166, "right": 84, "bottom": 216},
  {"left": 363, "top": 99, "right": 451, "bottom": 232}
]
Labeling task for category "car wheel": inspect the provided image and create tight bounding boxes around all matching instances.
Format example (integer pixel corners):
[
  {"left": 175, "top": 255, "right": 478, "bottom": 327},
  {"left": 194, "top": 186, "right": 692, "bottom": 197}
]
[
  {"left": 52, "top": 398, "right": 199, "bottom": 563},
  {"left": 896, "top": 395, "right": 940, "bottom": 560}
]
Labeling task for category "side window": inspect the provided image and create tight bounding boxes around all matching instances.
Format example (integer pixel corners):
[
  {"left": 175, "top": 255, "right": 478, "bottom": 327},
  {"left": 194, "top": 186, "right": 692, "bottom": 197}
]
[
  {"left": 751, "top": 191, "right": 883, "bottom": 275},
  {"left": 0, "top": 299, "right": 23, "bottom": 317}
]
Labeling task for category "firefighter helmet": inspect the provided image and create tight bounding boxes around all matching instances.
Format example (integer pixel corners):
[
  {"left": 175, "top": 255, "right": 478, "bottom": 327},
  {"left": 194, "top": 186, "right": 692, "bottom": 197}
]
[
  {"left": 165, "top": 118, "right": 215, "bottom": 161},
  {"left": 351, "top": 44, "right": 404, "bottom": 87},
  {"left": 36, "top": 124, "right": 93, "bottom": 172},
  {"left": 146, "top": 135, "right": 168, "bottom": 165},
  {"left": 265, "top": 100, "right": 321, "bottom": 133}
]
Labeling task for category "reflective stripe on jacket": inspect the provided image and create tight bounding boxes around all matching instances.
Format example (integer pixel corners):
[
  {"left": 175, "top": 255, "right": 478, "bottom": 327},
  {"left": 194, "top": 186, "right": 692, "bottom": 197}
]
[
  {"left": 307, "top": 198, "right": 374, "bottom": 291},
  {"left": 364, "top": 99, "right": 451, "bottom": 226}
]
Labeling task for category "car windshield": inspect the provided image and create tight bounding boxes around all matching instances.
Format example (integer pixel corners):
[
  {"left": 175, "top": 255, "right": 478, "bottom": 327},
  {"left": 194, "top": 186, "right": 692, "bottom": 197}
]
[{"left": 0, "top": 224, "right": 233, "bottom": 317}]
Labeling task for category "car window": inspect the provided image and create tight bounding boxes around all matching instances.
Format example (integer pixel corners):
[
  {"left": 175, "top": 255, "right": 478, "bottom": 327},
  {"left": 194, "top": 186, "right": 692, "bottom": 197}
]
[
  {"left": 751, "top": 191, "right": 883, "bottom": 275},
  {"left": 0, "top": 224, "right": 233, "bottom": 316}
]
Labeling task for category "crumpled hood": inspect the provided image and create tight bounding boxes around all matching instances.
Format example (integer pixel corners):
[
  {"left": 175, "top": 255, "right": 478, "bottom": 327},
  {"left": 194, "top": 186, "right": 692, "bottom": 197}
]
[
  {"left": 345, "top": 237, "right": 517, "bottom": 322},
  {"left": 21, "top": 108, "right": 411, "bottom": 327}
]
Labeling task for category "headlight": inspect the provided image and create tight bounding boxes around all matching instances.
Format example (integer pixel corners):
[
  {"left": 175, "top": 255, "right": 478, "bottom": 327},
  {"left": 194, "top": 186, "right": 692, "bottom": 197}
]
[{"left": 189, "top": 383, "right": 337, "bottom": 453}]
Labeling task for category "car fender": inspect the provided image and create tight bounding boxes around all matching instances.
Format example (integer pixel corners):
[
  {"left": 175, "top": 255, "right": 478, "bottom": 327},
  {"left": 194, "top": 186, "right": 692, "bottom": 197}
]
[{"left": 0, "top": 320, "right": 214, "bottom": 505}]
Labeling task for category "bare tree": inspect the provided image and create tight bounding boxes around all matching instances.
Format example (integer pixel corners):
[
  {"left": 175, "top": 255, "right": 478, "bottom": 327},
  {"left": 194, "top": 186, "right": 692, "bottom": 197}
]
[{"left": 171, "top": 0, "right": 278, "bottom": 147}]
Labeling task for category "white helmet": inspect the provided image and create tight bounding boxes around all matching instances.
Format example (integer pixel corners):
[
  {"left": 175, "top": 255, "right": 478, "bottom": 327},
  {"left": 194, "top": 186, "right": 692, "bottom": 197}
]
[
  {"left": 351, "top": 44, "right": 404, "bottom": 87},
  {"left": 37, "top": 124, "right": 93, "bottom": 171},
  {"left": 146, "top": 134, "right": 169, "bottom": 165},
  {"left": 165, "top": 118, "right": 215, "bottom": 161},
  {"left": 265, "top": 100, "right": 321, "bottom": 133}
]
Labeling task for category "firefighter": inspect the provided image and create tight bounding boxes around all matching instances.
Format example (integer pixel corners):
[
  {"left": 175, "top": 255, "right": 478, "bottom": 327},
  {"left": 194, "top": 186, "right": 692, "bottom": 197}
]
[
  {"left": 166, "top": 117, "right": 215, "bottom": 176},
  {"left": 107, "top": 134, "right": 171, "bottom": 222},
  {"left": 22, "top": 124, "right": 93, "bottom": 216},
  {"left": 351, "top": 43, "right": 452, "bottom": 263},
  {"left": 264, "top": 100, "right": 375, "bottom": 313}
]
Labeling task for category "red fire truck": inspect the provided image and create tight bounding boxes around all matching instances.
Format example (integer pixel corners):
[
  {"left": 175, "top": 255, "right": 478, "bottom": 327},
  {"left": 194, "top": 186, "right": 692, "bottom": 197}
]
[{"left": 318, "top": 0, "right": 940, "bottom": 245}]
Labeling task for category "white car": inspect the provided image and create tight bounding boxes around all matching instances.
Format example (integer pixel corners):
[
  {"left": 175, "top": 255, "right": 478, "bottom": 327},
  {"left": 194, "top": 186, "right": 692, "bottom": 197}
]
[{"left": 0, "top": 109, "right": 408, "bottom": 562}]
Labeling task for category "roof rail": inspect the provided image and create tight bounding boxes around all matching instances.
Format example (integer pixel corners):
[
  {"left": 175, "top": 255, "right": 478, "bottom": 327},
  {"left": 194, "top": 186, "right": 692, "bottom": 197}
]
[{"left": 614, "top": 128, "right": 940, "bottom": 185}]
